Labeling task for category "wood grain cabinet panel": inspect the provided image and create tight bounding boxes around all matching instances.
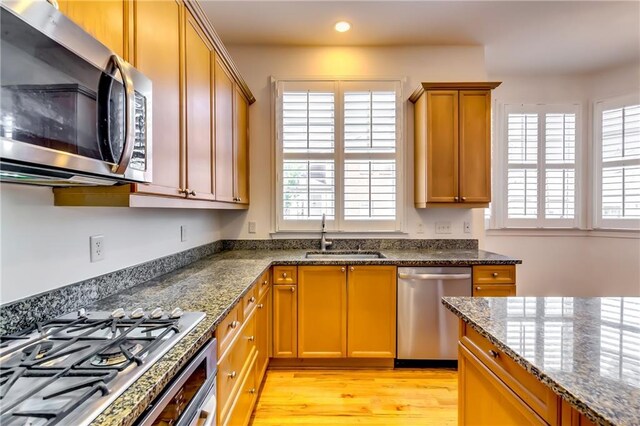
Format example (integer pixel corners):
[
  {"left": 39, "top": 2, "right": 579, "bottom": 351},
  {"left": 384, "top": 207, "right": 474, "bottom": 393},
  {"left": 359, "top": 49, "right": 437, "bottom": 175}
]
[
  {"left": 184, "top": 12, "right": 215, "bottom": 200},
  {"left": 473, "top": 284, "right": 516, "bottom": 297},
  {"left": 411, "top": 82, "right": 500, "bottom": 208},
  {"left": 214, "top": 54, "right": 236, "bottom": 203},
  {"left": 272, "top": 266, "right": 297, "bottom": 285},
  {"left": 58, "top": 0, "right": 128, "bottom": 59},
  {"left": 234, "top": 86, "right": 250, "bottom": 204},
  {"left": 347, "top": 265, "right": 397, "bottom": 358},
  {"left": 298, "top": 266, "right": 347, "bottom": 358},
  {"left": 272, "top": 284, "right": 298, "bottom": 358},
  {"left": 132, "top": 0, "right": 182, "bottom": 197},
  {"left": 255, "top": 286, "right": 271, "bottom": 384},
  {"left": 473, "top": 265, "right": 516, "bottom": 285}
]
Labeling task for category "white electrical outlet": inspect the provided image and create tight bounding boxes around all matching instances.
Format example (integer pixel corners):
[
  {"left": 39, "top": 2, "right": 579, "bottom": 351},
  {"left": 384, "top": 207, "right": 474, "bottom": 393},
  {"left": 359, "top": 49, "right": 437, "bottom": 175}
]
[
  {"left": 180, "top": 225, "right": 187, "bottom": 242},
  {"left": 248, "top": 221, "right": 256, "bottom": 234},
  {"left": 90, "top": 235, "right": 105, "bottom": 262},
  {"left": 416, "top": 223, "right": 424, "bottom": 234},
  {"left": 435, "top": 222, "right": 452, "bottom": 234},
  {"left": 464, "top": 221, "right": 471, "bottom": 233}
]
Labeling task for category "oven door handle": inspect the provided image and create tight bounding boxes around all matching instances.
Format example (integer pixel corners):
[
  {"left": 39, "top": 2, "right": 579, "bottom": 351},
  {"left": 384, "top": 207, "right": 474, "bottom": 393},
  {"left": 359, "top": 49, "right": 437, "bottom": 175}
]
[
  {"left": 198, "top": 382, "right": 217, "bottom": 426},
  {"left": 110, "top": 54, "right": 135, "bottom": 175}
]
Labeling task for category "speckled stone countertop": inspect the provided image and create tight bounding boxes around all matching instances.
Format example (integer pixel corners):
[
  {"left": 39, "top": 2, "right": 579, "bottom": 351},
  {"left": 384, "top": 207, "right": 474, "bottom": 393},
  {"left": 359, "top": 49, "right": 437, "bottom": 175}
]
[
  {"left": 87, "top": 248, "right": 520, "bottom": 426},
  {"left": 442, "top": 297, "right": 640, "bottom": 426}
]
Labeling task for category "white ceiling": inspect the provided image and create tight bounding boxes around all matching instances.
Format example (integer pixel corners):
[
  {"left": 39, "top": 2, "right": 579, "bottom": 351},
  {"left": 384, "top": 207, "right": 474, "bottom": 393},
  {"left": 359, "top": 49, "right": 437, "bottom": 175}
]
[{"left": 200, "top": 1, "right": 640, "bottom": 76}]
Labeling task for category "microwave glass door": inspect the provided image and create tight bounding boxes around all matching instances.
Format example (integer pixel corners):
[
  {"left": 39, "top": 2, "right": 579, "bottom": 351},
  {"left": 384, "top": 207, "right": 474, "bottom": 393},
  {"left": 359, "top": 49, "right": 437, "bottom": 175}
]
[{"left": 0, "top": 8, "right": 132, "bottom": 167}]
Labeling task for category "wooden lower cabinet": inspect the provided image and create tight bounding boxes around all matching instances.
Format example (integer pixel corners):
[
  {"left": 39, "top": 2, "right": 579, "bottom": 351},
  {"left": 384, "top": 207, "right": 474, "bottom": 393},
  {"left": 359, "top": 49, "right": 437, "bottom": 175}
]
[
  {"left": 222, "top": 351, "right": 258, "bottom": 426},
  {"left": 272, "top": 284, "right": 297, "bottom": 358},
  {"left": 298, "top": 266, "right": 347, "bottom": 358},
  {"left": 347, "top": 265, "right": 397, "bottom": 358},
  {"left": 459, "top": 344, "right": 547, "bottom": 425},
  {"left": 255, "top": 286, "right": 271, "bottom": 382},
  {"left": 472, "top": 265, "right": 516, "bottom": 297},
  {"left": 473, "top": 284, "right": 516, "bottom": 297}
]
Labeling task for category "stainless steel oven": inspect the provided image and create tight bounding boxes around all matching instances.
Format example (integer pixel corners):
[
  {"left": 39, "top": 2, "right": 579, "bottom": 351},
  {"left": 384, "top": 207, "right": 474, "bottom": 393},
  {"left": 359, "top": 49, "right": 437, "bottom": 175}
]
[
  {"left": 137, "top": 339, "right": 217, "bottom": 426},
  {"left": 0, "top": 0, "right": 152, "bottom": 186}
]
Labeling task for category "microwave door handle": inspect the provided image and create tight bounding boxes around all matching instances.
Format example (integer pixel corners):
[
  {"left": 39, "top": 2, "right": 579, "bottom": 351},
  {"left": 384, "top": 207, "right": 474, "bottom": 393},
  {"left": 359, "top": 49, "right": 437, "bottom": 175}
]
[
  {"left": 398, "top": 272, "right": 471, "bottom": 280},
  {"left": 198, "top": 384, "right": 217, "bottom": 426},
  {"left": 110, "top": 55, "right": 135, "bottom": 174}
]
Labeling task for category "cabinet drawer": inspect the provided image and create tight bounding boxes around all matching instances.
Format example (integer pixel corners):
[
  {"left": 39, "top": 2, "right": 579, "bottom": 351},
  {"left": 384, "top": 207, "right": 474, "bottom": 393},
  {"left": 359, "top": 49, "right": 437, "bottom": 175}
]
[
  {"left": 257, "top": 269, "right": 271, "bottom": 298},
  {"left": 222, "top": 351, "right": 258, "bottom": 426},
  {"left": 217, "top": 303, "right": 243, "bottom": 357},
  {"left": 242, "top": 285, "right": 258, "bottom": 318},
  {"left": 473, "top": 265, "right": 516, "bottom": 284},
  {"left": 461, "top": 323, "right": 558, "bottom": 424},
  {"left": 217, "top": 314, "right": 256, "bottom": 421},
  {"left": 473, "top": 284, "right": 516, "bottom": 297},
  {"left": 273, "top": 266, "right": 297, "bottom": 285}
]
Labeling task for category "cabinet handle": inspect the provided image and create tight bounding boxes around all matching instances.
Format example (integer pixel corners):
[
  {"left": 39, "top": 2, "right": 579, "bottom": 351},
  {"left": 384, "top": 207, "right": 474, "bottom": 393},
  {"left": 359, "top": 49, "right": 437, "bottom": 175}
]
[
  {"left": 282, "top": 272, "right": 288, "bottom": 278},
  {"left": 228, "top": 371, "right": 237, "bottom": 379},
  {"left": 178, "top": 188, "right": 187, "bottom": 195},
  {"left": 454, "top": 196, "right": 459, "bottom": 202},
  {"left": 248, "top": 335, "right": 255, "bottom": 342},
  {"left": 341, "top": 267, "right": 346, "bottom": 273},
  {"left": 237, "top": 197, "right": 242, "bottom": 202},
  {"left": 290, "top": 286, "right": 295, "bottom": 293},
  {"left": 249, "top": 296, "right": 256, "bottom": 303},
  {"left": 349, "top": 266, "right": 354, "bottom": 272},
  {"left": 257, "top": 303, "right": 264, "bottom": 309},
  {"left": 249, "top": 388, "right": 256, "bottom": 394},
  {"left": 492, "top": 272, "right": 499, "bottom": 277},
  {"left": 188, "top": 189, "right": 196, "bottom": 196},
  {"left": 461, "top": 196, "right": 466, "bottom": 202},
  {"left": 263, "top": 280, "right": 268, "bottom": 286},
  {"left": 476, "top": 286, "right": 481, "bottom": 291},
  {"left": 229, "top": 320, "right": 239, "bottom": 329},
  {"left": 488, "top": 349, "right": 500, "bottom": 358}
]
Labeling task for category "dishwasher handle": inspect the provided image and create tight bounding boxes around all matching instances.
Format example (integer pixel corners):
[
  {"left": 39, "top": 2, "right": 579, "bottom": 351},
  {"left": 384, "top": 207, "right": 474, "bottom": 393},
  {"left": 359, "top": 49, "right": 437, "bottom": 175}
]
[{"left": 398, "top": 272, "right": 471, "bottom": 280}]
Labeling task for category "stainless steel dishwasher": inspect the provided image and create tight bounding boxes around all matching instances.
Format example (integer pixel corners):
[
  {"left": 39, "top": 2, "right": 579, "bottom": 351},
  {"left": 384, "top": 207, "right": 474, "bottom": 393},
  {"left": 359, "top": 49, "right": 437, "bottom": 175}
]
[{"left": 397, "top": 267, "right": 472, "bottom": 361}]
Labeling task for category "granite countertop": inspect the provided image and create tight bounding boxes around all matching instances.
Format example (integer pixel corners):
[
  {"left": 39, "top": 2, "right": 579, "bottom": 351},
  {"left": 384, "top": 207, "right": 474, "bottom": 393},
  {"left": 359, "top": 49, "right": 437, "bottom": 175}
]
[
  {"left": 88, "top": 248, "right": 520, "bottom": 426},
  {"left": 442, "top": 296, "right": 640, "bottom": 426}
]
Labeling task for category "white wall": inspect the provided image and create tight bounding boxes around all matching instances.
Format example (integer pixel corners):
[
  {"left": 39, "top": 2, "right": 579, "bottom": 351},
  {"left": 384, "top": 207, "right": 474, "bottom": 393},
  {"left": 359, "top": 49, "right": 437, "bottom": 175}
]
[
  {"left": 220, "top": 45, "right": 488, "bottom": 241},
  {"left": 0, "top": 184, "right": 223, "bottom": 304},
  {"left": 484, "top": 63, "right": 640, "bottom": 296}
]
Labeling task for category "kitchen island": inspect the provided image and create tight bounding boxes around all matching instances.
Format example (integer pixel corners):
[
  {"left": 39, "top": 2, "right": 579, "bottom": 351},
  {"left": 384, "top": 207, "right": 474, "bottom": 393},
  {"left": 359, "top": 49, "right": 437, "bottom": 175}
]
[{"left": 442, "top": 296, "right": 640, "bottom": 426}]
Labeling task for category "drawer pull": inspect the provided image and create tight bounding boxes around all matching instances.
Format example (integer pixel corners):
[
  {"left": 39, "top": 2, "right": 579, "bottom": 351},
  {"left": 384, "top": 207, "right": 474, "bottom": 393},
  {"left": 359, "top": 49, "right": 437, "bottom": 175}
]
[
  {"left": 282, "top": 272, "right": 288, "bottom": 278},
  {"left": 290, "top": 286, "right": 295, "bottom": 293},
  {"left": 248, "top": 335, "right": 255, "bottom": 342},
  {"left": 492, "top": 272, "right": 499, "bottom": 277},
  {"left": 257, "top": 303, "right": 264, "bottom": 309},
  {"left": 263, "top": 280, "right": 268, "bottom": 286},
  {"left": 228, "top": 371, "right": 237, "bottom": 379},
  {"left": 229, "top": 320, "right": 239, "bottom": 329},
  {"left": 248, "top": 296, "right": 256, "bottom": 303},
  {"left": 249, "top": 388, "right": 256, "bottom": 394},
  {"left": 488, "top": 349, "right": 500, "bottom": 358},
  {"left": 476, "top": 286, "right": 481, "bottom": 291},
  {"left": 341, "top": 267, "right": 346, "bottom": 273}
]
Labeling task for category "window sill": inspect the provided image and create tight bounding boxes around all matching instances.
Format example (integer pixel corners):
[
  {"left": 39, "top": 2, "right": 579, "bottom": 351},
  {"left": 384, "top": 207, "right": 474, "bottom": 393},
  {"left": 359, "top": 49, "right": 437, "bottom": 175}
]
[{"left": 485, "top": 228, "right": 640, "bottom": 239}]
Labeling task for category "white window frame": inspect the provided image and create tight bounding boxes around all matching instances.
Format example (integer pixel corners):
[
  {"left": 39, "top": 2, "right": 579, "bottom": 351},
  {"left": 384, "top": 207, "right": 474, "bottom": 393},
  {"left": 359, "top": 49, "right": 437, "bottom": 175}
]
[
  {"left": 494, "top": 103, "right": 582, "bottom": 229},
  {"left": 274, "top": 78, "right": 404, "bottom": 233},
  {"left": 593, "top": 93, "right": 640, "bottom": 230}
]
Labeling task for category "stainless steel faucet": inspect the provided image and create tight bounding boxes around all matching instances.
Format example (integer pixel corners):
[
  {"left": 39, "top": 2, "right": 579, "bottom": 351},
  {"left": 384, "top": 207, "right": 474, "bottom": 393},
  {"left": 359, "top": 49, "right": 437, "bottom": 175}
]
[{"left": 320, "top": 213, "right": 333, "bottom": 251}]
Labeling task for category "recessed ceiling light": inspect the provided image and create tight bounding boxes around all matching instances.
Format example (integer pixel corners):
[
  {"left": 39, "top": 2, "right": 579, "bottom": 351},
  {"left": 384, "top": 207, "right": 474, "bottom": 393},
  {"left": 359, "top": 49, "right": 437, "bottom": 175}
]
[{"left": 334, "top": 21, "right": 351, "bottom": 33}]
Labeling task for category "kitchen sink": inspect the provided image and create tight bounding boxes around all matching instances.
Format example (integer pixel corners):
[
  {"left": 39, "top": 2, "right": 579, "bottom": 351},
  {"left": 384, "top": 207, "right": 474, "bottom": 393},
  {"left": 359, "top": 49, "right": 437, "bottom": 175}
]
[{"left": 305, "top": 251, "right": 386, "bottom": 259}]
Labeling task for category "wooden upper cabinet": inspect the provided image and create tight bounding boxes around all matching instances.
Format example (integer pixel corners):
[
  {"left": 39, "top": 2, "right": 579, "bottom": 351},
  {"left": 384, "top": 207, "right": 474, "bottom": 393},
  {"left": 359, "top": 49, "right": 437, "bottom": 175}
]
[
  {"left": 347, "top": 266, "right": 397, "bottom": 358},
  {"left": 132, "top": 0, "right": 182, "bottom": 197},
  {"left": 272, "top": 284, "right": 298, "bottom": 358},
  {"left": 58, "top": 0, "right": 128, "bottom": 59},
  {"left": 214, "top": 54, "right": 235, "bottom": 203},
  {"left": 411, "top": 82, "right": 500, "bottom": 208},
  {"left": 298, "top": 266, "right": 347, "bottom": 358},
  {"left": 234, "top": 87, "right": 250, "bottom": 204},
  {"left": 184, "top": 12, "right": 214, "bottom": 200}
]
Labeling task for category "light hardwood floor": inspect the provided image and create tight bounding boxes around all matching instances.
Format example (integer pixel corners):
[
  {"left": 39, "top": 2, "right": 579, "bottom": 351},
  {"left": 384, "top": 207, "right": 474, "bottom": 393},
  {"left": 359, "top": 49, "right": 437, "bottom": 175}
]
[{"left": 249, "top": 369, "right": 458, "bottom": 425}]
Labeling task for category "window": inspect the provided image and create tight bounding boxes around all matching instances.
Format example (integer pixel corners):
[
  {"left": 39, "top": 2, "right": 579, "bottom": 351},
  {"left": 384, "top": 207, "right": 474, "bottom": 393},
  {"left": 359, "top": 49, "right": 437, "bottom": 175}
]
[
  {"left": 275, "top": 80, "right": 402, "bottom": 232},
  {"left": 498, "top": 104, "right": 580, "bottom": 228},
  {"left": 594, "top": 95, "right": 640, "bottom": 230}
]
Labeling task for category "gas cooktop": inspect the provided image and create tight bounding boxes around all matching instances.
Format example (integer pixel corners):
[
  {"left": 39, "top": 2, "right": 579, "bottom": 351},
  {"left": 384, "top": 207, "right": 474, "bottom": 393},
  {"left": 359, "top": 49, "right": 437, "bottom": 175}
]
[{"left": 0, "top": 307, "right": 205, "bottom": 426}]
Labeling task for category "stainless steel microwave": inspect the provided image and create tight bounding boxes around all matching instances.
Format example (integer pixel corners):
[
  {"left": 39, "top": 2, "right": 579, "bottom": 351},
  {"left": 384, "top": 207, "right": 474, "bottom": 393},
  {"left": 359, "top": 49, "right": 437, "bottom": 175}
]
[{"left": 0, "top": 0, "right": 152, "bottom": 186}]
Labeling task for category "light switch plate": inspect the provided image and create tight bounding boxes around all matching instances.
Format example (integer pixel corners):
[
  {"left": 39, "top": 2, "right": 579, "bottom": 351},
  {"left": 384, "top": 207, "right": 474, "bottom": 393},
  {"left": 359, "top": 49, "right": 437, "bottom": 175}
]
[
  {"left": 435, "top": 222, "right": 452, "bottom": 234},
  {"left": 248, "top": 221, "right": 256, "bottom": 234},
  {"left": 464, "top": 221, "right": 471, "bottom": 233}
]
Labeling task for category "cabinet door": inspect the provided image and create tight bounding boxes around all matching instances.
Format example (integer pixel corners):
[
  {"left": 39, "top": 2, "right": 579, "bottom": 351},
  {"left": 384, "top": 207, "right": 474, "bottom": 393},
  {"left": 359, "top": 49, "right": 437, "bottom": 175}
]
[
  {"left": 426, "top": 90, "right": 459, "bottom": 203},
  {"left": 214, "top": 55, "right": 235, "bottom": 202},
  {"left": 184, "top": 13, "right": 214, "bottom": 200},
  {"left": 459, "top": 345, "right": 547, "bottom": 426},
  {"left": 133, "top": 0, "right": 182, "bottom": 197},
  {"left": 459, "top": 90, "right": 491, "bottom": 203},
  {"left": 255, "top": 286, "right": 270, "bottom": 384},
  {"left": 347, "top": 266, "right": 397, "bottom": 358},
  {"left": 58, "top": 1, "right": 127, "bottom": 59},
  {"left": 273, "top": 285, "right": 297, "bottom": 358},
  {"left": 473, "top": 284, "right": 516, "bottom": 297},
  {"left": 234, "top": 86, "right": 250, "bottom": 204},
  {"left": 298, "top": 266, "right": 347, "bottom": 358}
]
